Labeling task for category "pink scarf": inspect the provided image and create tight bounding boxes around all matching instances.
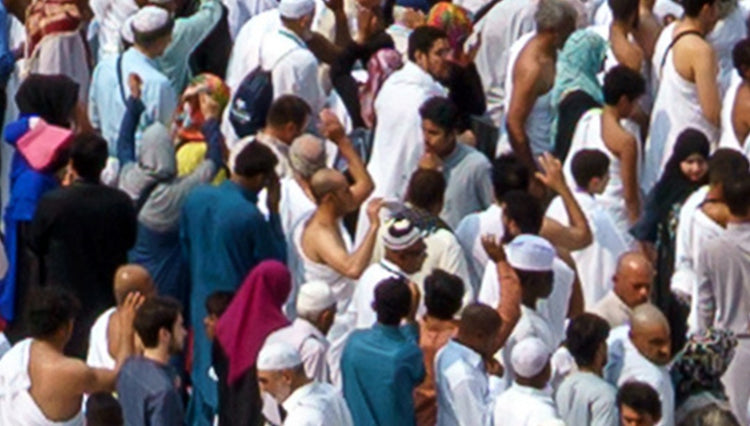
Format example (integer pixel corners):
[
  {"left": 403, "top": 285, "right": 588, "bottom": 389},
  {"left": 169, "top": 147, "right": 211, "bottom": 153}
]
[{"left": 215, "top": 261, "right": 291, "bottom": 384}]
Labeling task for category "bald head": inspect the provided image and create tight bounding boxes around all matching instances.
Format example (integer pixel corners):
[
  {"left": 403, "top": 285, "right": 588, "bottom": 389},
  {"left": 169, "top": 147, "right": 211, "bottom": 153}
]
[
  {"left": 290, "top": 134, "right": 326, "bottom": 179},
  {"left": 114, "top": 264, "right": 155, "bottom": 306},
  {"left": 629, "top": 304, "right": 671, "bottom": 365},
  {"left": 310, "top": 168, "right": 347, "bottom": 203},
  {"left": 613, "top": 251, "right": 653, "bottom": 308}
]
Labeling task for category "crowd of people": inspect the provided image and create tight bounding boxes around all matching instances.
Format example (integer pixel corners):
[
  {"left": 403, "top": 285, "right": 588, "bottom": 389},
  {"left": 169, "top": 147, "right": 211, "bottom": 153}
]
[{"left": 0, "top": 0, "right": 748, "bottom": 424}]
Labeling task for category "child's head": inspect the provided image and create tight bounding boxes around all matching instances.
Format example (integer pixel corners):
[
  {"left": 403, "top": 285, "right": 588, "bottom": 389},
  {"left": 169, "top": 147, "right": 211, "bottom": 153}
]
[
  {"left": 204, "top": 291, "right": 234, "bottom": 341},
  {"left": 571, "top": 149, "right": 610, "bottom": 194}
]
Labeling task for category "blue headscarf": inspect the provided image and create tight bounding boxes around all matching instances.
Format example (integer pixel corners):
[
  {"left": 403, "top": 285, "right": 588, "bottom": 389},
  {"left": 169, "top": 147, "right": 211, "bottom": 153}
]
[{"left": 552, "top": 29, "right": 608, "bottom": 108}]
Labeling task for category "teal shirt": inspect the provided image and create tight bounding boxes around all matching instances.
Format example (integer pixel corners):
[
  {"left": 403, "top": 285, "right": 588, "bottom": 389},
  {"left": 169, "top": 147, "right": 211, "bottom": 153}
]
[
  {"left": 341, "top": 323, "right": 425, "bottom": 426},
  {"left": 157, "top": 0, "right": 223, "bottom": 93}
]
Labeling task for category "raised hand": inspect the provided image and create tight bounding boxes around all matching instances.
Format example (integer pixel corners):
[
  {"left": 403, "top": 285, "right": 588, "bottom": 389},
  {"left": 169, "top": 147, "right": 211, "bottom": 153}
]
[
  {"left": 481, "top": 234, "right": 506, "bottom": 263},
  {"left": 535, "top": 152, "right": 567, "bottom": 194},
  {"left": 128, "top": 73, "right": 143, "bottom": 99}
]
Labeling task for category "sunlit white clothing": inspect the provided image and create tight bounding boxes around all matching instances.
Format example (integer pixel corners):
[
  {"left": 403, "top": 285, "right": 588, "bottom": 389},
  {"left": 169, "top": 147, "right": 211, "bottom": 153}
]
[
  {"left": 86, "top": 308, "right": 116, "bottom": 370},
  {"left": 348, "top": 260, "right": 405, "bottom": 330},
  {"left": 556, "top": 371, "right": 618, "bottom": 426},
  {"left": 617, "top": 337, "right": 675, "bottom": 426},
  {"left": 500, "top": 305, "right": 557, "bottom": 387},
  {"left": 454, "top": 204, "right": 505, "bottom": 293},
  {"left": 224, "top": 0, "right": 277, "bottom": 39},
  {"left": 492, "top": 383, "right": 560, "bottom": 426},
  {"left": 589, "top": 290, "right": 632, "bottom": 328},
  {"left": 265, "top": 318, "right": 330, "bottom": 382},
  {"left": 719, "top": 75, "right": 750, "bottom": 158},
  {"left": 707, "top": 6, "right": 747, "bottom": 95},
  {"left": 25, "top": 31, "right": 89, "bottom": 102},
  {"left": 282, "top": 381, "right": 353, "bottom": 426},
  {"left": 89, "top": 0, "right": 138, "bottom": 59}
]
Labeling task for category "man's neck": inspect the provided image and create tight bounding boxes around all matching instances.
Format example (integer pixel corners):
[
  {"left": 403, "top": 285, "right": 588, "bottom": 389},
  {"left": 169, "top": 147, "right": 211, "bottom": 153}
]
[
  {"left": 382, "top": 254, "right": 407, "bottom": 274},
  {"left": 611, "top": 19, "right": 633, "bottom": 36},
  {"left": 578, "top": 364, "right": 603, "bottom": 377},
  {"left": 603, "top": 104, "right": 623, "bottom": 121},
  {"left": 134, "top": 45, "right": 158, "bottom": 60},
  {"left": 263, "top": 127, "right": 288, "bottom": 146},
  {"left": 143, "top": 346, "right": 170, "bottom": 365},
  {"left": 521, "top": 295, "right": 539, "bottom": 309},
  {"left": 534, "top": 32, "right": 558, "bottom": 58},
  {"left": 311, "top": 203, "right": 341, "bottom": 226},
  {"left": 679, "top": 16, "right": 707, "bottom": 36},
  {"left": 36, "top": 336, "right": 67, "bottom": 353}
]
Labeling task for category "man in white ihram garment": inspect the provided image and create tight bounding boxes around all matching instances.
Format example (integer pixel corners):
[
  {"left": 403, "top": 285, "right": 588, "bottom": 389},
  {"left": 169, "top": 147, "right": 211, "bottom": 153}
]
[
  {"left": 616, "top": 304, "right": 675, "bottom": 426},
  {"left": 549, "top": 149, "right": 628, "bottom": 309},
  {"left": 353, "top": 25, "right": 449, "bottom": 245},
  {"left": 265, "top": 281, "right": 336, "bottom": 382},
  {"left": 643, "top": 0, "right": 721, "bottom": 191},
  {"left": 89, "top": 0, "right": 138, "bottom": 60},
  {"left": 719, "top": 39, "right": 750, "bottom": 158},
  {"left": 493, "top": 337, "right": 562, "bottom": 425},
  {"left": 257, "top": 342, "right": 353, "bottom": 426}
]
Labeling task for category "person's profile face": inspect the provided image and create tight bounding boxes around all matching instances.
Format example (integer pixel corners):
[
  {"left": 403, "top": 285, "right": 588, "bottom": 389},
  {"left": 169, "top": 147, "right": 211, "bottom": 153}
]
[
  {"left": 426, "top": 38, "right": 451, "bottom": 82},
  {"left": 170, "top": 314, "right": 187, "bottom": 354},
  {"left": 421, "top": 119, "right": 454, "bottom": 158},
  {"left": 204, "top": 313, "right": 219, "bottom": 341},
  {"left": 633, "top": 323, "right": 672, "bottom": 366},
  {"left": 620, "top": 404, "right": 657, "bottom": 426},
  {"left": 257, "top": 370, "right": 293, "bottom": 403}
]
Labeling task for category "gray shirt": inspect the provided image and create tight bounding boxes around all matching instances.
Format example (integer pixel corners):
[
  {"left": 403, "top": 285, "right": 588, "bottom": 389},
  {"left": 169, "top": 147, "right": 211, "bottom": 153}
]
[
  {"left": 590, "top": 290, "right": 631, "bottom": 328},
  {"left": 556, "top": 371, "right": 618, "bottom": 426},
  {"left": 696, "top": 222, "right": 750, "bottom": 333},
  {"left": 440, "top": 143, "right": 494, "bottom": 229}
]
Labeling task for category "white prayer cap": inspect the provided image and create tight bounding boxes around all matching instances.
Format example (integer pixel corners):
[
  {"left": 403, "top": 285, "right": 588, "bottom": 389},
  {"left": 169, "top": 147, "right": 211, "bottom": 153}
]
[
  {"left": 296, "top": 281, "right": 336, "bottom": 316},
  {"left": 131, "top": 6, "right": 171, "bottom": 34},
  {"left": 278, "top": 0, "right": 315, "bottom": 19},
  {"left": 257, "top": 342, "right": 302, "bottom": 371},
  {"left": 511, "top": 337, "right": 551, "bottom": 378},
  {"left": 382, "top": 218, "right": 424, "bottom": 251},
  {"left": 121, "top": 15, "right": 136, "bottom": 45},
  {"left": 506, "top": 234, "right": 555, "bottom": 271}
]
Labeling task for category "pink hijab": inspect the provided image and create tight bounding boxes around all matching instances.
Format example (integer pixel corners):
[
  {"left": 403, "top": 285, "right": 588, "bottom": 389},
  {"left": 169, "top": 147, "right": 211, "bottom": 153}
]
[
  {"left": 359, "top": 48, "right": 404, "bottom": 129},
  {"left": 215, "top": 260, "right": 292, "bottom": 384}
]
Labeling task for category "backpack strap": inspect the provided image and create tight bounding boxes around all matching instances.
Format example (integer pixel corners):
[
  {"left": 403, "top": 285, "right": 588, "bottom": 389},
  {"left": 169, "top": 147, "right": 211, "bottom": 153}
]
[
  {"left": 659, "top": 30, "right": 704, "bottom": 72},
  {"left": 116, "top": 53, "right": 127, "bottom": 105}
]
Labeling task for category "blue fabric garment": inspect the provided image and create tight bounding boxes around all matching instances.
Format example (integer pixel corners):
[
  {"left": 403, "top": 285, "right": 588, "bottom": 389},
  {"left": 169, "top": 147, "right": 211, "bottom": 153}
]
[
  {"left": 0, "top": 117, "right": 57, "bottom": 321},
  {"left": 130, "top": 225, "right": 189, "bottom": 309},
  {"left": 341, "top": 323, "right": 425, "bottom": 426},
  {"left": 116, "top": 356, "right": 185, "bottom": 426},
  {"left": 180, "top": 180, "right": 285, "bottom": 425},
  {"left": 0, "top": 3, "right": 16, "bottom": 88}
]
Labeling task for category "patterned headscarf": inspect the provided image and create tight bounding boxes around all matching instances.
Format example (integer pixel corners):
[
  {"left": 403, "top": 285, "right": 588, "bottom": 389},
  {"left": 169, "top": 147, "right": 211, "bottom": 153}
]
[
  {"left": 426, "top": 2, "right": 473, "bottom": 54},
  {"left": 670, "top": 329, "right": 738, "bottom": 406},
  {"left": 359, "top": 48, "right": 403, "bottom": 129},
  {"left": 174, "top": 73, "right": 230, "bottom": 142},
  {"left": 551, "top": 29, "right": 607, "bottom": 109}
]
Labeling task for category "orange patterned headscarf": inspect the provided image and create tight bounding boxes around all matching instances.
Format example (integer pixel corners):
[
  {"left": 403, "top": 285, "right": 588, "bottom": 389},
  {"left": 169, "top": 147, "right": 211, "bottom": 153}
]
[
  {"left": 174, "top": 73, "right": 230, "bottom": 142},
  {"left": 426, "top": 2, "right": 472, "bottom": 54}
]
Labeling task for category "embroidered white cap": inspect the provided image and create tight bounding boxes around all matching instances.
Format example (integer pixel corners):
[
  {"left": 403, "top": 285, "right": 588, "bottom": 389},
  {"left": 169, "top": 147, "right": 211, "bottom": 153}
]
[
  {"left": 121, "top": 15, "right": 136, "bottom": 44},
  {"left": 382, "top": 218, "right": 424, "bottom": 251},
  {"left": 506, "top": 234, "right": 555, "bottom": 271},
  {"left": 511, "top": 337, "right": 551, "bottom": 378},
  {"left": 257, "top": 342, "right": 302, "bottom": 371},
  {"left": 278, "top": 0, "right": 315, "bottom": 19},
  {"left": 296, "top": 281, "right": 336, "bottom": 315},
  {"left": 131, "top": 6, "right": 171, "bottom": 33}
]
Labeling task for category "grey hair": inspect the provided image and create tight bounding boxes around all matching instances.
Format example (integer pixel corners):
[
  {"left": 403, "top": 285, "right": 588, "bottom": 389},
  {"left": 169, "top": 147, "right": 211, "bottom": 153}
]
[
  {"left": 535, "top": 0, "right": 578, "bottom": 32},
  {"left": 289, "top": 134, "right": 327, "bottom": 179},
  {"left": 716, "top": 0, "right": 738, "bottom": 19}
]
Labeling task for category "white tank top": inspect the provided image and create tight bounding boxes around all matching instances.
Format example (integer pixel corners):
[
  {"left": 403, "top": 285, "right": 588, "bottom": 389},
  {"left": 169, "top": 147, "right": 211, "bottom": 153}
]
[
  {"left": 719, "top": 75, "right": 750, "bottom": 158},
  {"left": 499, "top": 32, "right": 554, "bottom": 156}
]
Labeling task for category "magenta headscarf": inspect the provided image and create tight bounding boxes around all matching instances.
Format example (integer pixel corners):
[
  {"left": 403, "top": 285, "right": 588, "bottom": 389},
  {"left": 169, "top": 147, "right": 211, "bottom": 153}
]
[
  {"left": 215, "top": 260, "right": 292, "bottom": 384},
  {"left": 359, "top": 48, "right": 404, "bottom": 129}
]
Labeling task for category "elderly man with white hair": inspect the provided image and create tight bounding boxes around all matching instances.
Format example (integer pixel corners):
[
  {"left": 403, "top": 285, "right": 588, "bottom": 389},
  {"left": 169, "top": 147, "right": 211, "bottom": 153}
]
[
  {"left": 265, "top": 281, "right": 337, "bottom": 381},
  {"left": 493, "top": 337, "right": 562, "bottom": 425},
  {"left": 257, "top": 342, "right": 353, "bottom": 426}
]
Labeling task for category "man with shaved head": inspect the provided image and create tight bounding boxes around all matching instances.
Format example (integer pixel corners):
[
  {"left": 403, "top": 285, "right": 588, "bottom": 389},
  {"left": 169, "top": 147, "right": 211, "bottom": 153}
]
[
  {"left": 291, "top": 110, "right": 379, "bottom": 387},
  {"left": 87, "top": 264, "right": 156, "bottom": 370},
  {"left": 280, "top": 132, "right": 329, "bottom": 235},
  {"left": 617, "top": 304, "right": 674, "bottom": 426},
  {"left": 590, "top": 251, "right": 654, "bottom": 327}
]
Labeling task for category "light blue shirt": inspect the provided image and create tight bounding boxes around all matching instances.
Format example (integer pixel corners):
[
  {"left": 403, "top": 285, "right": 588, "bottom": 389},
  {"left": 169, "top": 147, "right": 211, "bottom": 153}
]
[
  {"left": 555, "top": 371, "right": 618, "bottom": 426},
  {"left": 157, "top": 0, "right": 223, "bottom": 93},
  {"left": 89, "top": 47, "right": 177, "bottom": 154},
  {"left": 439, "top": 143, "right": 494, "bottom": 229}
]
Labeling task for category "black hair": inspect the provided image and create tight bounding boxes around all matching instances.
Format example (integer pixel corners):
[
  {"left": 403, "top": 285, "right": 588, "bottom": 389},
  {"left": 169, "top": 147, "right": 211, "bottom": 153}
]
[
  {"left": 424, "top": 269, "right": 464, "bottom": 320},
  {"left": 603, "top": 65, "right": 647, "bottom": 106},
  {"left": 405, "top": 168, "right": 446, "bottom": 211},
  {"left": 571, "top": 149, "right": 610, "bottom": 189},
  {"left": 373, "top": 277, "right": 412, "bottom": 326},
  {"left": 565, "top": 313, "right": 610, "bottom": 367},
  {"left": 707, "top": 148, "right": 749, "bottom": 186},
  {"left": 70, "top": 133, "right": 108, "bottom": 182},
  {"left": 502, "top": 190, "right": 544, "bottom": 235},
  {"left": 733, "top": 38, "right": 750, "bottom": 77},
  {"left": 458, "top": 303, "right": 502, "bottom": 337},
  {"left": 724, "top": 172, "right": 750, "bottom": 217},
  {"left": 419, "top": 96, "right": 458, "bottom": 133},
  {"left": 266, "top": 95, "right": 312, "bottom": 130},
  {"left": 205, "top": 291, "right": 234, "bottom": 317},
  {"left": 133, "top": 296, "right": 183, "bottom": 348},
  {"left": 617, "top": 381, "right": 662, "bottom": 421},
  {"left": 609, "top": 0, "right": 639, "bottom": 22},
  {"left": 233, "top": 140, "right": 279, "bottom": 177},
  {"left": 682, "top": 0, "right": 717, "bottom": 17},
  {"left": 28, "top": 287, "right": 81, "bottom": 338},
  {"left": 86, "top": 392, "right": 124, "bottom": 426},
  {"left": 491, "top": 154, "right": 531, "bottom": 201},
  {"left": 408, "top": 26, "right": 447, "bottom": 62}
]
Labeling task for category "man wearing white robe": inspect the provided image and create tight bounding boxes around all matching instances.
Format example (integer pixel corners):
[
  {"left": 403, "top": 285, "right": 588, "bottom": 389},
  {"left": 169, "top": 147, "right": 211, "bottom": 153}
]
[
  {"left": 353, "top": 25, "right": 449, "bottom": 245},
  {"left": 616, "top": 304, "right": 675, "bottom": 426},
  {"left": 590, "top": 251, "right": 653, "bottom": 328},
  {"left": 257, "top": 342, "right": 353, "bottom": 426}
]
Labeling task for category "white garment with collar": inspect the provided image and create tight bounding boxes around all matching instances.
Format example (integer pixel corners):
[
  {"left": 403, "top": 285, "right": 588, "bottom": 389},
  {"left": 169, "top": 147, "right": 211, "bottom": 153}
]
[
  {"left": 86, "top": 307, "right": 116, "bottom": 370},
  {"left": 617, "top": 337, "right": 675, "bottom": 426},
  {"left": 0, "top": 339, "right": 84, "bottom": 426},
  {"left": 492, "top": 383, "right": 561, "bottom": 426},
  {"left": 347, "top": 260, "right": 405, "bottom": 330},
  {"left": 265, "top": 318, "right": 330, "bottom": 383},
  {"left": 500, "top": 305, "right": 557, "bottom": 388},
  {"left": 454, "top": 204, "right": 505, "bottom": 293},
  {"left": 353, "top": 61, "right": 447, "bottom": 245},
  {"left": 281, "top": 381, "right": 353, "bottom": 426},
  {"left": 545, "top": 191, "right": 628, "bottom": 309},
  {"left": 435, "top": 339, "right": 504, "bottom": 426}
]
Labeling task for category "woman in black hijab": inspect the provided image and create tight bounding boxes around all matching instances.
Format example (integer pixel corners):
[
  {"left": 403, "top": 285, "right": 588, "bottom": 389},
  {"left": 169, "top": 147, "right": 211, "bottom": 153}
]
[{"left": 631, "top": 127, "right": 710, "bottom": 354}]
